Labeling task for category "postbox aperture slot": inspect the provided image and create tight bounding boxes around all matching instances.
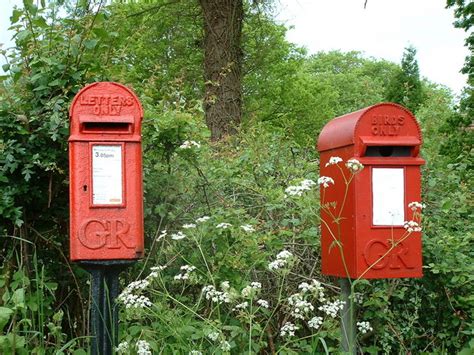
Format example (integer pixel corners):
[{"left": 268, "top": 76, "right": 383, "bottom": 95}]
[
  {"left": 365, "top": 146, "right": 412, "bottom": 157},
  {"left": 82, "top": 122, "right": 131, "bottom": 133}
]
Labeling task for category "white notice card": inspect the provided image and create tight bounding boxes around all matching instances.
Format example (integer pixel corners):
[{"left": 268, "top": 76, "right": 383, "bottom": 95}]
[
  {"left": 92, "top": 145, "right": 123, "bottom": 205},
  {"left": 372, "top": 168, "right": 404, "bottom": 226}
]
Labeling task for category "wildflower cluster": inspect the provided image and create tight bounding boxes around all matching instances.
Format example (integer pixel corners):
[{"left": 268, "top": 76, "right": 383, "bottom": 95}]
[
  {"left": 308, "top": 316, "right": 323, "bottom": 329},
  {"left": 318, "top": 299, "right": 345, "bottom": 318},
  {"left": 179, "top": 140, "right": 201, "bottom": 149},
  {"left": 404, "top": 220, "right": 422, "bottom": 233},
  {"left": 118, "top": 265, "right": 166, "bottom": 310},
  {"left": 357, "top": 321, "right": 373, "bottom": 334},
  {"left": 136, "top": 340, "right": 152, "bottom": 355},
  {"left": 268, "top": 250, "right": 294, "bottom": 271},
  {"left": 233, "top": 301, "right": 248, "bottom": 311},
  {"left": 298, "top": 279, "right": 326, "bottom": 301},
  {"left": 120, "top": 294, "right": 152, "bottom": 309},
  {"left": 317, "top": 176, "right": 335, "bottom": 188},
  {"left": 183, "top": 223, "right": 196, "bottom": 229},
  {"left": 346, "top": 158, "right": 364, "bottom": 173},
  {"left": 156, "top": 229, "right": 167, "bottom": 241},
  {"left": 196, "top": 216, "right": 210, "bottom": 223},
  {"left": 220, "top": 340, "right": 231, "bottom": 351},
  {"left": 216, "top": 222, "right": 232, "bottom": 229},
  {"left": 202, "top": 285, "right": 231, "bottom": 304},
  {"left": 285, "top": 179, "right": 317, "bottom": 197},
  {"left": 207, "top": 331, "right": 220, "bottom": 341},
  {"left": 256, "top": 299, "right": 269, "bottom": 308},
  {"left": 241, "top": 282, "right": 262, "bottom": 298},
  {"left": 288, "top": 293, "right": 314, "bottom": 320},
  {"left": 280, "top": 322, "right": 299, "bottom": 337},
  {"left": 240, "top": 224, "right": 255, "bottom": 232},
  {"left": 325, "top": 156, "right": 343, "bottom": 166},
  {"left": 174, "top": 265, "right": 196, "bottom": 280},
  {"left": 408, "top": 201, "right": 425, "bottom": 211},
  {"left": 116, "top": 341, "right": 129, "bottom": 354},
  {"left": 171, "top": 231, "right": 186, "bottom": 240},
  {"left": 119, "top": 280, "right": 151, "bottom": 309}
]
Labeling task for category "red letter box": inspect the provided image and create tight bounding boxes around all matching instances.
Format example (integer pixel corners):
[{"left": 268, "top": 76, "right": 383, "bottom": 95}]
[
  {"left": 317, "top": 103, "right": 424, "bottom": 279},
  {"left": 69, "top": 82, "right": 144, "bottom": 261}
]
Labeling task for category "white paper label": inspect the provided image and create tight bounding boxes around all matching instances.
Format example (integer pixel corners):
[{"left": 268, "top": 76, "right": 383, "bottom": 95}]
[
  {"left": 92, "top": 145, "right": 123, "bottom": 205},
  {"left": 372, "top": 168, "right": 404, "bottom": 226}
]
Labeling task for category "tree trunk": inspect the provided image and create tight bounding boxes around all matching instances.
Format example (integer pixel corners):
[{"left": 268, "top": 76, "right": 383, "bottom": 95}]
[{"left": 199, "top": 0, "right": 243, "bottom": 140}]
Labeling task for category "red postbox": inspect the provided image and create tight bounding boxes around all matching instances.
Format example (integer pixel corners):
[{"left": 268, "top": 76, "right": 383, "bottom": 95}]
[
  {"left": 317, "top": 103, "right": 424, "bottom": 279},
  {"left": 69, "top": 82, "right": 144, "bottom": 261}
]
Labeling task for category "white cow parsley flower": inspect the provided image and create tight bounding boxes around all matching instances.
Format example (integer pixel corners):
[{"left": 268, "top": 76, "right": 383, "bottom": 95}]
[
  {"left": 174, "top": 265, "right": 196, "bottom": 281},
  {"left": 285, "top": 179, "right": 317, "bottom": 197},
  {"left": 318, "top": 300, "right": 345, "bottom": 318},
  {"left": 280, "top": 322, "right": 298, "bottom": 337},
  {"left": 308, "top": 316, "right": 323, "bottom": 329},
  {"left": 180, "top": 140, "right": 201, "bottom": 149},
  {"left": 357, "top": 321, "right": 373, "bottom": 334},
  {"left": 404, "top": 220, "right": 422, "bottom": 233},
  {"left": 240, "top": 224, "right": 255, "bottom": 232},
  {"left": 196, "top": 216, "right": 210, "bottom": 223},
  {"left": 318, "top": 176, "right": 335, "bottom": 188},
  {"left": 268, "top": 250, "right": 294, "bottom": 271},
  {"left": 346, "top": 158, "right": 364, "bottom": 173},
  {"left": 171, "top": 231, "right": 186, "bottom": 240},
  {"left": 207, "top": 331, "right": 220, "bottom": 342},
  {"left": 136, "top": 340, "right": 152, "bottom": 355},
  {"left": 325, "top": 156, "right": 343, "bottom": 167},
  {"left": 408, "top": 201, "right": 425, "bottom": 211}
]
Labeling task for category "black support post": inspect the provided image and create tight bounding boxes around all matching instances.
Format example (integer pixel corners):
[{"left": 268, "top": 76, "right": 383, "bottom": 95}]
[
  {"left": 340, "top": 278, "right": 356, "bottom": 354},
  {"left": 81, "top": 260, "right": 135, "bottom": 355}
]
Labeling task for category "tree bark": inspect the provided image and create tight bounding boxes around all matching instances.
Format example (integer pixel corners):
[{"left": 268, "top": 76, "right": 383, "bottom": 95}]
[{"left": 199, "top": 0, "right": 243, "bottom": 140}]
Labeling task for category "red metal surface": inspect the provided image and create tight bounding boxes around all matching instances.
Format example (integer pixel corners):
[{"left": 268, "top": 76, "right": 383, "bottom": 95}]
[
  {"left": 317, "top": 103, "right": 424, "bottom": 279},
  {"left": 69, "top": 82, "right": 144, "bottom": 261}
]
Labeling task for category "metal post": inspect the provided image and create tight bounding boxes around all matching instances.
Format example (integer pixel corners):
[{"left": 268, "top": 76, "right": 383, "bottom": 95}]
[
  {"left": 340, "top": 278, "right": 356, "bottom": 354},
  {"left": 81, "top": 261, "right": 135, "bottom": 355}
]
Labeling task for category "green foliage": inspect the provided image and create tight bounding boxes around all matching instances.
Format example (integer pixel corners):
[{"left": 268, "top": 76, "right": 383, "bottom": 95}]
[
  {"left": 0, "top": 0, "right": 118, "bottom": 351},
  {"left": 246, "top": 48, "right": 398, "bottom": 145},
  {"left": 0, "top": 0, "right": 472, "bottom": 353},
  {"left": 386, "top": 45, "right": 424, "bottom": 113}
]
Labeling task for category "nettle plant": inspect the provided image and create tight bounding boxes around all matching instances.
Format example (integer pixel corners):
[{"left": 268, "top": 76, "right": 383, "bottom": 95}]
[{"left": 114, "top": 151, "right": 424, "bottom": 354}]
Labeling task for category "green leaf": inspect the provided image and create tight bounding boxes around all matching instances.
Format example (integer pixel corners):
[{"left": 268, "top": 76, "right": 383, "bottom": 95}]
[
  {"left": 12, "top": 288, "right": 25, "bottom": 307},
  {"left": 16, "top": 29, "right": 30, "bottom": 41},
  {"left": 10, "top": 9, "right": 22, "bottom": 24},
  {"left": 442, "top": 199, "right": 453, "bottom": 212},
  {"left": 0, "top": 307, "right": 13, "bottom": 329},
  {"left": 1, "top": 63, "right": 10, "bottom": 72},
  {"left": 32, "top": 16, "right": 47, "bottom": 28},
  {"left": 84, "top": 39, "right": 98, "bottom": 50}
]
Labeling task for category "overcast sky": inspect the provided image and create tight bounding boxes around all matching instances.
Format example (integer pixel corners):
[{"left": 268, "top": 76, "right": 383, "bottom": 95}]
[
  {"left": 276, "top": 0, "right": 469, "bottom": 94},
  {"left": 1, "top": 0, "right": 470, "bottom": 94}
]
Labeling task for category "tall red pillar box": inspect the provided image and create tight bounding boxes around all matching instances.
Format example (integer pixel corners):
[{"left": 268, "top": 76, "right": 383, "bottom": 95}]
[
  {"left": 69, "top": 82, "right": 144, "bottom": 261},
  {"left": 317, "top": 103, "right": 424, "bottom": 279}
]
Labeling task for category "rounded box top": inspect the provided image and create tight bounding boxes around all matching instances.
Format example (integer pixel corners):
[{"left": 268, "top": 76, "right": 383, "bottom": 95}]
[
  {"left": 317, "top": 102, "right": 422, "bottom": 153},
  {"left": 69, "top": 82, "right": 143, "bottom": 142}
]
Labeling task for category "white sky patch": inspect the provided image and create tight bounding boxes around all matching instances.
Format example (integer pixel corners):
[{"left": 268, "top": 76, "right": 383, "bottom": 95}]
[{"left": 276, "top": 0, "right": 469, "bottom": 95}]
